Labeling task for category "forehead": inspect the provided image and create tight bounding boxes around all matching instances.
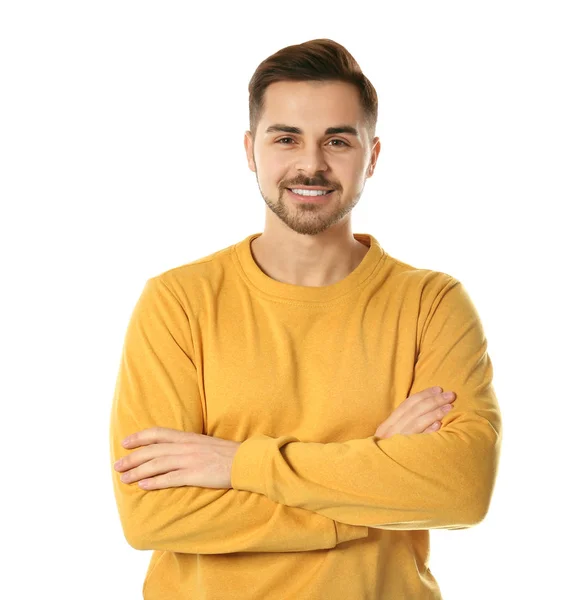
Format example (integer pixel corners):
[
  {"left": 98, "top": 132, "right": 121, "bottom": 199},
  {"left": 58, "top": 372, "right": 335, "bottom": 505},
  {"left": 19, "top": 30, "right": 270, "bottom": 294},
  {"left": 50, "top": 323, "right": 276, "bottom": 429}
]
[{"left": 260, "top": 80, "right": 364, "bottom": 130}]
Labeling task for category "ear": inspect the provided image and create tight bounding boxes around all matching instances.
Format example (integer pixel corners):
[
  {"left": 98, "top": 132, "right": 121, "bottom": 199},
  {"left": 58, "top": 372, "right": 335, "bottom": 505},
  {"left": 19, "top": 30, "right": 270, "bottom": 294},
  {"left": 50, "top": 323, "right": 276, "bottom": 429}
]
[
  {"left": 244, "top": 131, "right": 256, "bottom": 172},
  {"left": 367, "top": 137, "right": 381, "bottom": 178}
]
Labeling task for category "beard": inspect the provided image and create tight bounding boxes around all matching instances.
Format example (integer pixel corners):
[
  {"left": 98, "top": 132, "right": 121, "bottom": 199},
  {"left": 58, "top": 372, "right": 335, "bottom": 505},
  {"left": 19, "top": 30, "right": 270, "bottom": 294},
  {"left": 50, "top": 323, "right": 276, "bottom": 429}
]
[{"left": 256, "top": 176, "right": 364, "bottom": 236}]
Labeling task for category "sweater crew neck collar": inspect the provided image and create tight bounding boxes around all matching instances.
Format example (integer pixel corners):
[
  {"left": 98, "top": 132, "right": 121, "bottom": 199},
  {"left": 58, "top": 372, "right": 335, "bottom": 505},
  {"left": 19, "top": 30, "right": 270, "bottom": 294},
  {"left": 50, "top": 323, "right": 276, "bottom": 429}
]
[{"left": 233, "top": 232, "right": 385, "bottom": 304}]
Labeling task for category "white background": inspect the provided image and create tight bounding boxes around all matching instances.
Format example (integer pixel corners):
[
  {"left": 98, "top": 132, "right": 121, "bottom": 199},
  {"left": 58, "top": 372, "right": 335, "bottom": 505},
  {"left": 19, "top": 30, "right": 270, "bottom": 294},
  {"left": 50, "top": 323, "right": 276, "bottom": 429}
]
[{"left": 2, "top": 1, "right": 582, "bottom": 598}]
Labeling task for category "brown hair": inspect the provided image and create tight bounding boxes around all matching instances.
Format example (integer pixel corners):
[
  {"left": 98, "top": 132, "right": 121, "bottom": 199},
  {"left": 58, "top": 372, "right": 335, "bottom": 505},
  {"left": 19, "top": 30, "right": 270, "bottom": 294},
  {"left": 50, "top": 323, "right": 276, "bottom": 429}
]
[{"left": 248, "top": 38, "right": 378, "bottom": 144}]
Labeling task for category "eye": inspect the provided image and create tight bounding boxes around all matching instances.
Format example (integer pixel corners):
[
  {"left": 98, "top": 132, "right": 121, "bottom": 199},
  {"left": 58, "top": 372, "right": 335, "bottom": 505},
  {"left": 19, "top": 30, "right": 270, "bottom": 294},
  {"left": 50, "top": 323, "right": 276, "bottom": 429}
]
[{"left": 275, "top": 137, "right": 348, "bottom": 147}]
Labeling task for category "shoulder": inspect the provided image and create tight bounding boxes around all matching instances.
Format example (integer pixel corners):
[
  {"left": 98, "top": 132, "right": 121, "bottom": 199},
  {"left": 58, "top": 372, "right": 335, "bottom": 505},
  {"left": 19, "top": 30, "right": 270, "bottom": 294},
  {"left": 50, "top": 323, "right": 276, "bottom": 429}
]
[
  {"left": 144, "top": 240, "right": 237, "bottom": 310},
  {"left": 383, "top": 251, "right": 460, "bottom": 298}
]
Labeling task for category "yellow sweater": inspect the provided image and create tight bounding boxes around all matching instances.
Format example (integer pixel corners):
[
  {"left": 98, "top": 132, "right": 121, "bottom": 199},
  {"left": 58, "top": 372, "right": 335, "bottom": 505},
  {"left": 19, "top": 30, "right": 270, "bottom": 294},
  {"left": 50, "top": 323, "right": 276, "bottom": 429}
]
[{"left": 110, "top": 232, "right": 502, "bottom": 599}]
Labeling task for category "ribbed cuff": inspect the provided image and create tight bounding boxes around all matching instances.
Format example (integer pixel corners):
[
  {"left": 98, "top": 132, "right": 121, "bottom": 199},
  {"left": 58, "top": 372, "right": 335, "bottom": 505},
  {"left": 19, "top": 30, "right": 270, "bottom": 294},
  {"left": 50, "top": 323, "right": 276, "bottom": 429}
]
[{"left": 231, "top": 434, "right": 272, "bottom": 495}]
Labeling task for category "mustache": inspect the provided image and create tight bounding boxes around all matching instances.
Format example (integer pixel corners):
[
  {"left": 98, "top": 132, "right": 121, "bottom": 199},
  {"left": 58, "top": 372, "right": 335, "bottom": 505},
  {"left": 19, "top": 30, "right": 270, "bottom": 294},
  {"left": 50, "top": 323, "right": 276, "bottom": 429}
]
[{"left": 283, "top": 180, "right": 337, "bottom": 189}]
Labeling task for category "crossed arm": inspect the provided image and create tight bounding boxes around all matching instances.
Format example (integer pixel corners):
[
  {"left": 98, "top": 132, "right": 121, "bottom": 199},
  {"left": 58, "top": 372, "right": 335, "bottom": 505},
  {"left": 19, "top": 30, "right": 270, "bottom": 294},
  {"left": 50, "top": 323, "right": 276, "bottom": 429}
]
[
  {"left": 110, "top": 277, "right": 367, "bottom": 553},
  {"left": 110, "top": 276, "right": 502, "bottom": 553}
]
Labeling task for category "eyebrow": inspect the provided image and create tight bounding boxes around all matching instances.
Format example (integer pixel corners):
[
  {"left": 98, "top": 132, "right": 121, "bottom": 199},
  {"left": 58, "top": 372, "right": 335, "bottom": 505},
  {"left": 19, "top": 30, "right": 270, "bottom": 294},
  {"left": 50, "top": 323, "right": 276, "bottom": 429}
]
[{"left": 264, "top": 124, "right": 360, "bottom": 137}]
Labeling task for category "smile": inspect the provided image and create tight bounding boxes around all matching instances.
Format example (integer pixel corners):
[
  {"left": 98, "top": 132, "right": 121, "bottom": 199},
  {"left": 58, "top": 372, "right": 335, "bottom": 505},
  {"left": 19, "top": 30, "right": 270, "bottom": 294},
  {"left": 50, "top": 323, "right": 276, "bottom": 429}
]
[{"left": 286, "top": 188, "right": 335, "bottom": 203}]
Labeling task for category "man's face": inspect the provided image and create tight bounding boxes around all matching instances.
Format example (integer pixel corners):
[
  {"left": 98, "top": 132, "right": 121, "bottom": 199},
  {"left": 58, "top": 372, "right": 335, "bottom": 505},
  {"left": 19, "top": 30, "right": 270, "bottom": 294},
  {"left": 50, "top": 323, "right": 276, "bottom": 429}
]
[{"left": 244, "top": 80, "right": 380, "bottom": 236}]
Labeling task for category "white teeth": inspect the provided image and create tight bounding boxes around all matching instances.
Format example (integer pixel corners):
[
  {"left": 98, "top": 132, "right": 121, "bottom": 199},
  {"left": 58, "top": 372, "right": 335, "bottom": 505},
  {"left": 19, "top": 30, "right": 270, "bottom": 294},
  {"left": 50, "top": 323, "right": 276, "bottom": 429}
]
[{"left": 290, "top": 188, "right": 330, "bottom": 196}]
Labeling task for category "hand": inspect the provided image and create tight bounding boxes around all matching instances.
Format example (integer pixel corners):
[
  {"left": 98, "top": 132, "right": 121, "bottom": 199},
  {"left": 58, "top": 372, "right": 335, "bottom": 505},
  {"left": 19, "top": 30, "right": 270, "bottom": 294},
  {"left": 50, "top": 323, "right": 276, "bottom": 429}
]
[
  {"left": 113, "top": 427, "right": 242, "bottom": 490},
  {"left": 374, "top": 386, "right": 456, "bottom": 439}
]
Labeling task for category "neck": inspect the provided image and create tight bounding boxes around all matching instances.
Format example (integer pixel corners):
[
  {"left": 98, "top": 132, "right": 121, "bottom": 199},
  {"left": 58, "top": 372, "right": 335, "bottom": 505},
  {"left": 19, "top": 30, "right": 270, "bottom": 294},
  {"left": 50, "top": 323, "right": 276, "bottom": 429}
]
[{"left": 250, "top": 227, "right": 369, "bottom": 287}]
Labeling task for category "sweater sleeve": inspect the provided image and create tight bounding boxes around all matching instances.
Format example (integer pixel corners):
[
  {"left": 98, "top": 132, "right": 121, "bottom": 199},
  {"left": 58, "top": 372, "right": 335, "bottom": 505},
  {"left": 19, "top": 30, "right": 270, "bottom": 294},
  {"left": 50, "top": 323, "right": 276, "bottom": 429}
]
[
  {"left": 231, "top": 276, "right": 503, "bottom": 530},
  {"left": 109, "top": 276, "right": 368, "bottom": 553}
]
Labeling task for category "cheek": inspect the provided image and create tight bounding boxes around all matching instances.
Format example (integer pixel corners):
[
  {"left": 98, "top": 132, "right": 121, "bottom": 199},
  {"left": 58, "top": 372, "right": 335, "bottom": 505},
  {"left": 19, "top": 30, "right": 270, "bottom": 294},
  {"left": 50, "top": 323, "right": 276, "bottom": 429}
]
[
  {"left": 332, "top": 156, "right": 362, "bottom": 177},
  {"left": 257, "top": 152, "right": 287, "bottom": 177},
  {"left": 267, "top": 161, "right": 297, "bottom": 188}
]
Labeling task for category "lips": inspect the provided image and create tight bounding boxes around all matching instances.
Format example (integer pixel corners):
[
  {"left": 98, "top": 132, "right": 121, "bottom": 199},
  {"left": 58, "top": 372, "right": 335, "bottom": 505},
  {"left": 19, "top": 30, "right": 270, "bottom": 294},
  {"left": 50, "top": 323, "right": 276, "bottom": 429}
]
[
  {"left": 286, "top": 188, "right": 334, "bottom": 203},
  {"left": 286, "top": 188, "right": 334, "bottom": 193}
]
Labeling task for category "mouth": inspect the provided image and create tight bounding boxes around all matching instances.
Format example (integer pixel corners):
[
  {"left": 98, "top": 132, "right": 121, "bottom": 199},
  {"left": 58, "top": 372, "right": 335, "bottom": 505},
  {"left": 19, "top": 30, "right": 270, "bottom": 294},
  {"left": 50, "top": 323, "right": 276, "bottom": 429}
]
[{"left": 286, "top": 188, "right": 335, "bottom": 203}]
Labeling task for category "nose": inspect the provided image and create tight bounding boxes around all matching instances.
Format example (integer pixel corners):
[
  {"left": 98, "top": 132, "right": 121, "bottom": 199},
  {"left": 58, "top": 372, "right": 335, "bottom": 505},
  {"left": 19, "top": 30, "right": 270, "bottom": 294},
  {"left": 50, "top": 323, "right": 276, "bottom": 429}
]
[{"left": 294, "top": 144, "right": 329, "bottom": 175}]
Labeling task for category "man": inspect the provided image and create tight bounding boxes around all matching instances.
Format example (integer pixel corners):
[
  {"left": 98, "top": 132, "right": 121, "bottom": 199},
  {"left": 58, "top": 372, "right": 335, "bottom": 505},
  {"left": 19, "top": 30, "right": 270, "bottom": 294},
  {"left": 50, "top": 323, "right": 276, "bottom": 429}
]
[{"left": 110, "top": 38, "right": 502, "bottom": 599}]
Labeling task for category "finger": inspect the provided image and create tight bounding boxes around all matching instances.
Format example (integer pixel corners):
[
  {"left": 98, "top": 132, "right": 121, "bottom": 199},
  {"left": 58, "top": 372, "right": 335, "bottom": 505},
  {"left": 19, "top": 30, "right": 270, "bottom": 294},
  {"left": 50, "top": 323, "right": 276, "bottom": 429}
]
[
  {"left": 392, "top": 386, "right": 442, "bottom": 419},
  {"left": 435, "top": 391, "right": 455, "bottom": 408},
  {"left": 379, "top": 387, "right": 441, "bottom": 436},
  {"left": 402, "top": 390, "right": 455, "bottom": 426},
  {"left": 138, "top": 469, "right": 186, "bottom": 490},
  {"left": 115, "top": 442, "right": 188, "bottom": 472},
  {"left": 120, "top": 455, "right": 187, "bottom": 485},
  {"left": 417, "top": 403, "right": 452, "bottom": 434},
  {"left": 423, "top": 421, "right": 441, "bottom": 434},
  {"left": 122, "top": 427, "right": 201, "bottom": 449}
]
